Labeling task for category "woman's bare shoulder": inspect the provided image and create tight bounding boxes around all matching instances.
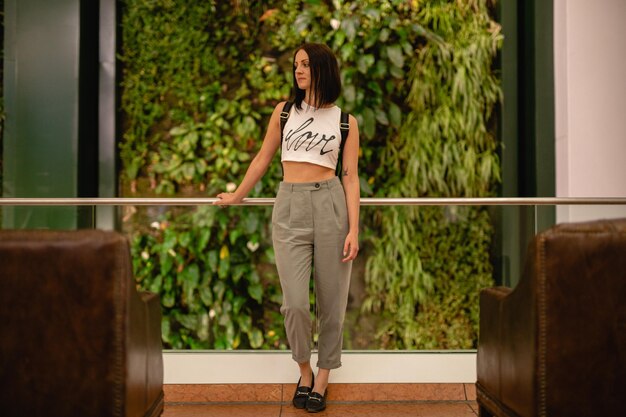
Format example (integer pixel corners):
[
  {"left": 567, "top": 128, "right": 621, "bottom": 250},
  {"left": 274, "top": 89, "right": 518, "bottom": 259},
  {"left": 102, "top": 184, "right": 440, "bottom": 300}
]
[{"left": 275, "top": 101, "right": 289, "bottom": 111}]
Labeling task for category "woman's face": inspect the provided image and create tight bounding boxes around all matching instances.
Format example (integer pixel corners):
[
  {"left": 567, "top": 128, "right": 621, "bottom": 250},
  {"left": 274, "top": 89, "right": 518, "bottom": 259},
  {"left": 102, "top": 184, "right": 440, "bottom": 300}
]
[{"left": 294, "top": 49, "right": 311, "bottom": 91}]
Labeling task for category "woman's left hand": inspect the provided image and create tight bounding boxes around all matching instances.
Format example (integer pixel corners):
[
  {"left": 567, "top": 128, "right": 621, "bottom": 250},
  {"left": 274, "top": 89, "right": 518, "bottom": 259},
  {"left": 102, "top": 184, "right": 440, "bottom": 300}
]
[
  {"left": 342, "top": 231, "right": 359, "bottom": 262},
  {"left": 213, "top": 192, "right": 243, "bottom": 206}
]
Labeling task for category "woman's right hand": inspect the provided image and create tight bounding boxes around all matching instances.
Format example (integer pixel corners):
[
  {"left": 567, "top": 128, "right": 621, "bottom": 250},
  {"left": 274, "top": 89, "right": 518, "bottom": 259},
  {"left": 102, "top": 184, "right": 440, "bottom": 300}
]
[{"left": 213, "top": 192, "right": 243, "bottom": 207}]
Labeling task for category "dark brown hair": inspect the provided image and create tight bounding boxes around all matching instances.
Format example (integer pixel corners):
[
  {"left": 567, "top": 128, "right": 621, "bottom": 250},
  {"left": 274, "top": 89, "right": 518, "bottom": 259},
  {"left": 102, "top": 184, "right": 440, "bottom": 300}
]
[{"left": 292, "top": 43, "right": 341, "bottom": 110}]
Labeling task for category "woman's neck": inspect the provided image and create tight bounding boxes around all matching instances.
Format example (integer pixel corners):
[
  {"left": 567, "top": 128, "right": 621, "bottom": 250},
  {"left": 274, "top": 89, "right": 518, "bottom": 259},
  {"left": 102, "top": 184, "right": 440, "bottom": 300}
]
[
  {"left": 304, "top": 91, "right": 315, "bottom": 106},
  {"left": 304, "top": 92, "right": 333, "bottom": 109}
]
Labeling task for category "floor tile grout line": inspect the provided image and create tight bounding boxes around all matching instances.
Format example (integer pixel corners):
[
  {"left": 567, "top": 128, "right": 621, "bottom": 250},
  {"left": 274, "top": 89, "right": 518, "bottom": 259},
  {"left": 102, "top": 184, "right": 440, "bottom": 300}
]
[
  {"left": 166, "top": 401, "right": 284, "bottom": 406},
  {"left": 165, "top": 399, "right": 477, "bottom": 406}
]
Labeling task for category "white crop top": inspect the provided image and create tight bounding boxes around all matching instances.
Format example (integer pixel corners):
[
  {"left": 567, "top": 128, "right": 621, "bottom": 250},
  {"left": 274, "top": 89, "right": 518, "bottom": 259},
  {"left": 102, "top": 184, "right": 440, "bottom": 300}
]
[{"left": 281, "top": 103, "right": 343, "bottom": 170}]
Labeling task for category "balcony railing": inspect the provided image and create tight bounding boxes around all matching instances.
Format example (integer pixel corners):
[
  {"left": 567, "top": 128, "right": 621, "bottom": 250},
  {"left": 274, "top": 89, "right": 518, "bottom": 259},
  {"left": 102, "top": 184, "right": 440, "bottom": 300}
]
[
  {"left": 2, "top": 197, "right": 626, "bottom": 205},
  {"left": 2, "top": 197, "right": 624, "bottom": 383}
]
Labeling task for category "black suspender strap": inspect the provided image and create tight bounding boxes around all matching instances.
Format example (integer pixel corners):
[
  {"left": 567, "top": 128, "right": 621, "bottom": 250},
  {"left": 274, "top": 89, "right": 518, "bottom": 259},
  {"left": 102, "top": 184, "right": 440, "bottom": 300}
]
[
  {"left": 340, "top": 111, "right": 350, "bottom": 144},
  {"left": 279, "top": 101, "right": 293, "bottom": 177},
  {"left": 336, "top": 111, "right": 350, "bottom": 177},
  {"left": 279, "top": 101, "right": 293, "bottom": 145}
]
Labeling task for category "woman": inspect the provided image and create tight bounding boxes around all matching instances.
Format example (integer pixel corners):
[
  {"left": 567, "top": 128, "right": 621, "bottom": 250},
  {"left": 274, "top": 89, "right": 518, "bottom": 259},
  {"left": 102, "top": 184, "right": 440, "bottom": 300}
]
[{"left": 213, "top": 42, "right": 360, "bottom": 413}]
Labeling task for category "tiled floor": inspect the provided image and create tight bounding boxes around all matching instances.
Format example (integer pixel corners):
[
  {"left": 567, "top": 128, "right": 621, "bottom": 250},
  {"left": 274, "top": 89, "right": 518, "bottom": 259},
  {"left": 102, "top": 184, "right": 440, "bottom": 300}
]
[
  {"left": 162, "top": 383, "right": 478, "bottom": 417},
  {"left": 163, "top": 402, "right": 478, "bottom": 417}
]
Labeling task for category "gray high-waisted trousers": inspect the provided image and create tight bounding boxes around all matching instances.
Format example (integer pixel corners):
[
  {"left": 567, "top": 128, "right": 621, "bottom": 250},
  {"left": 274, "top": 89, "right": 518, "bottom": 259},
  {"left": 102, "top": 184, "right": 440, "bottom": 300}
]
[{"left": 271, "top": 176, "right": 352, "bottom": 369}]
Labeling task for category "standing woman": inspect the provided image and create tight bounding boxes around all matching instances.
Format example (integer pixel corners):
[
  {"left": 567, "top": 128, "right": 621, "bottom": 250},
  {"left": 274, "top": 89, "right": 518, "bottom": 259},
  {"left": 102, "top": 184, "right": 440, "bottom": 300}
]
[{"left": 213, "top": 43, "right": 359, "bottom": 413}]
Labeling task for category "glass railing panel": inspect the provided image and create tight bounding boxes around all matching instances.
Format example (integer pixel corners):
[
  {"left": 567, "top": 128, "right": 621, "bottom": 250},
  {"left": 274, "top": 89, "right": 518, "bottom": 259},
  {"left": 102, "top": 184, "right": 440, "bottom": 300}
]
[
  {"left": 554, "top": 204, "right": 626, "bottom": 226},
  {"left": 1, "top": 200, "right": 624, "bottom": 352},
  {"left": 122, "top": 204, "right": 276, "bottom": 350},
  {"left": 1, "top": 205, "right": 97, "bottom": 230}
]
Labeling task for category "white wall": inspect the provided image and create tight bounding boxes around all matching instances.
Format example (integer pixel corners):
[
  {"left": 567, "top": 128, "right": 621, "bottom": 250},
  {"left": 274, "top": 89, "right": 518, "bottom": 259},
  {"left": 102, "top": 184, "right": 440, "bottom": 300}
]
[
  {"left": 162, "top": 351, "right": 477, "bottom": 384},
  {"left": 554, "top": 0, "right": 626, "bottom": 222}
]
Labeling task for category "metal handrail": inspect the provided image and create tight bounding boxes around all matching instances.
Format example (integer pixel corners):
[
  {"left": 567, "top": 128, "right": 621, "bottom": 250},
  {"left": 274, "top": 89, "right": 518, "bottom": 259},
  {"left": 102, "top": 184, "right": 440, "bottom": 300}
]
[{"left": 1, "top": 197, "right": 625, "bottom": 206}]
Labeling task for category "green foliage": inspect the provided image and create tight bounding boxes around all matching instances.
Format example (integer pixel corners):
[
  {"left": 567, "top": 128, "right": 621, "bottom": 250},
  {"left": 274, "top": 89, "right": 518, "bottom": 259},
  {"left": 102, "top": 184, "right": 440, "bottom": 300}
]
[
  {"left": 120, "top": 0, "right": 502, "bottom": 350},
  {"left": 130, "top": 206, "right": 287, "bottom": 349},
  {"left": 121, "top": 0, "right": 290, "bottom": 349},
  {"left": 364, "top": 206, "right": 494, "bottom": 348},
  {"left": 120, "top": 0, "right": 287, "bottom": 195},
  {"left": 363, "top": 0, "right": 502, "bottom": 348}
]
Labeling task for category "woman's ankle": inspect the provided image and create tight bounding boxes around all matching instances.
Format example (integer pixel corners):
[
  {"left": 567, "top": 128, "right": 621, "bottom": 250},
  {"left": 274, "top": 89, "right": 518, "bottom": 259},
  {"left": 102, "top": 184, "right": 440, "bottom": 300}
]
[
  {"left": 298, "top": 362, "right": 313, "bottom": 386},
  {"left": 313, "top": 368, "right": 330, "bottom": 394}
]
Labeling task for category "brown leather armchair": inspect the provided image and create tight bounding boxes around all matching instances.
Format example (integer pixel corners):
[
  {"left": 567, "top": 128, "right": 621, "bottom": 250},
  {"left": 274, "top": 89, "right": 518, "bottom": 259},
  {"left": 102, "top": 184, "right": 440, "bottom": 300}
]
[
  {"left": 476, "top": 218, "right": 626, "bottom": 417},
  {"left": 0, "top": 229, "right": 164, "bottom": 417}
]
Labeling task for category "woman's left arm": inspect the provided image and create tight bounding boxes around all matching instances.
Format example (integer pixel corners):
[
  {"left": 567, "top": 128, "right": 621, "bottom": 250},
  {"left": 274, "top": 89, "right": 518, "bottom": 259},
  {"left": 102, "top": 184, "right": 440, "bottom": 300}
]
[{"left": 340, "top": 114, "right": 360, "bottom": 262}]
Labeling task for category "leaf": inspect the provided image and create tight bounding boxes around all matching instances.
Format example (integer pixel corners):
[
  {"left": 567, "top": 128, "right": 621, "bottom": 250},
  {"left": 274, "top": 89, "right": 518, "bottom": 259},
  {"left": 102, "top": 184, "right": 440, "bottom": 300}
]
[
  {"left": 177, "top": 314, "right": 199, "bottom": 331},
  {"left": 199, "top": 284, "right": 213, "bottom": 306},
  {"left": 196, "top": 228, "right": 211, "bottom": 252},
  {"left": 162, "top": 291, "right": 175, "bottom": 308},
  {"left": 160, "top": 252, "right": 173, "bottom": 275},
  {"left": 362, "top": 107, "right": 376, "bottom": 139},
  {"left": 386, "top": 45, "right": 405, "bottom": 69},
  {"left": 229, "top": 229, "right": 241, "bottom": 245},
  {"left": 169, "top": 126, "right": 188, "bottom": 136},
  {"left": 219, "top": 244, "right": 230, "bottom": 260},
  {"left": 389, "top": 102, "right": 402, "bottom": 127},
  {"left": 207, "top": 250, "right": 218, "bottom": 273},
  {"left": 182, "top": 264, "right": 200, "bottom": 304},
  {"left": 247, "top": 282, "right": 263, "bottom": 303},
  {"left": 163, "top": 229, "right": 177, "bottom": 250},
  {"left": 357, "top": 54, "right": 375, "bottom": 74},
  {"left": 237, "top": 314, "right": 252, "bottom": 333},
  {"left": 379, "top": 28, "right": 390, "bottom": 42},
  {"left": 341, "top": 17, "right": 358, "bottom": 41},
  {"left": 178, "top": 231, "right": 192, "bottom": 248},
  {"left": 389, "top": 64, "right": 404, "bottom": 79},
  {"left": 126, "top": 157, "right": 142, "bottom": 180},
  {"left": 243, "top": 212, "right": 259, "bottom": 234},
  {"left": 294, "top": 11, "right": 312, "bottom": 34},
  {"left": 186, "top": 131, "right": 199, "bottom": 147},
  {"left": 248, "top": 328, "right": 264, "bottom": 348},
  {"left": 248, "top": 269, "right": 260, "bottom": 284},
  {"left": 218, "top": 312, "right": 231, "bottom": 327},
  {"left": 218, "top": 256, "right": 230, "bottom": 279},
  {"left": 232, "top": 264, "right": 247, "bottom": 284},
  {"left": 233, "top": 296, "right": 246, "bottom": 315},
  {"left": 213, "top": 280, "right": 226, "bottom": 301},
  {"left": 359, "top": 176, "right": 373, "bottom": 196},
  {"left": 149, "top": 275, "right": 163, "bottom": 293},
  {"left": 375, "top": 109, "right": 389, "bottom": 126},
  {"left": 161, "top": 317, "right": 171, "bottom": 344},
  {"left": 363, "top": 7, "right": 381, "bottom": 21}
]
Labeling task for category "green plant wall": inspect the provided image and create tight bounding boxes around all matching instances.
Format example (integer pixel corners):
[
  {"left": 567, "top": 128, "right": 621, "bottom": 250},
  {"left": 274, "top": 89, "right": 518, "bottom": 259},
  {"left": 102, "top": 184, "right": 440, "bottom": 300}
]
[
  {"left": 120, "top": 0, "right": 502, "bottom": 350},
  {"left": 362, "top": 0, "right": 502, "bottom": 348},
  {"left": 121, "top": 0, "right": 288, "bottom": 349}
]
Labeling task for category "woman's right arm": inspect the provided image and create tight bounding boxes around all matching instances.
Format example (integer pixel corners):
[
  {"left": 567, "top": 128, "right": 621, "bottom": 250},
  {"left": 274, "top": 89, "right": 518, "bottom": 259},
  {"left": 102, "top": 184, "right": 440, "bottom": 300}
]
[{"left": 213, "top": 102, "right": 285, "bottom": 206}]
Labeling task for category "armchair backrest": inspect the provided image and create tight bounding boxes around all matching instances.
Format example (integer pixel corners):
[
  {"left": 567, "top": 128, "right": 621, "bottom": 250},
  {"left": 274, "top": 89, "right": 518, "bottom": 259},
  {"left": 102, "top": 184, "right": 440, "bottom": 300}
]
[
  {"left": 478, "top": 218, "right": 626, "bottom": 417},
  {"left": 0, "top": 229, "right": 151, "bottom": 417},
  {"left": 535, "top": 218, "right": 626, "bottom": 416}
]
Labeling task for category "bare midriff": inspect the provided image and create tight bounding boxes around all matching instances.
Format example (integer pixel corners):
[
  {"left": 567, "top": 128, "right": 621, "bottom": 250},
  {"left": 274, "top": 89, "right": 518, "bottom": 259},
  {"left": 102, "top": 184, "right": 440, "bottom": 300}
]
[{"left": 282, "top": 161, "right": 337, "bottom": 183}]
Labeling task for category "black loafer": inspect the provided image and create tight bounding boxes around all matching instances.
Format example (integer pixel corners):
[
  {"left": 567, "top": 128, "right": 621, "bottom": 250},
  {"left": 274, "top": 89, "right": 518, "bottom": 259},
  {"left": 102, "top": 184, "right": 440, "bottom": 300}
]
[
  {"left": 306, "top": 390, "right": 327, "bottom": 413},
  {"left": 292, "top": 373, "right": 315, "bottom": 409}
]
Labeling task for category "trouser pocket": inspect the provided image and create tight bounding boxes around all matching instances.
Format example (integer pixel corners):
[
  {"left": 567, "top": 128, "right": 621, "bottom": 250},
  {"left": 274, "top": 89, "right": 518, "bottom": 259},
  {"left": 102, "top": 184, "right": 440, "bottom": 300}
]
[{"left": 271, "top": 190, "right": 290, "bottom": 226}]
